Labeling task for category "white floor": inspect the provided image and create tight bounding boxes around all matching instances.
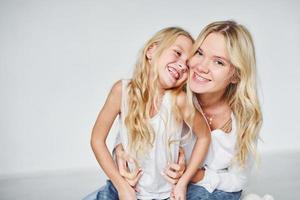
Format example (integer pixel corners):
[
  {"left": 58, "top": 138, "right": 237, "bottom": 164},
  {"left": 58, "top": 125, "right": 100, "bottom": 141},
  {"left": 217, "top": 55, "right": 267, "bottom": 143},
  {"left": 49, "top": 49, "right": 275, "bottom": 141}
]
[{"left": 0, "top": 152, "right": 299, "bottom": 200}]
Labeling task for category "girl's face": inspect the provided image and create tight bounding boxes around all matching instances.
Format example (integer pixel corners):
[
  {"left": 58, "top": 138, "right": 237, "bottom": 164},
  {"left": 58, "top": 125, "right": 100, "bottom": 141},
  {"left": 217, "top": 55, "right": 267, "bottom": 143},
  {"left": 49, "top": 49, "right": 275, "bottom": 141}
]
[
  {"left": 188, "top": 33, "right": 236, "bottom": 95},
  {"left": 154, "top": 35, "right": 193, "bottom": 90}
]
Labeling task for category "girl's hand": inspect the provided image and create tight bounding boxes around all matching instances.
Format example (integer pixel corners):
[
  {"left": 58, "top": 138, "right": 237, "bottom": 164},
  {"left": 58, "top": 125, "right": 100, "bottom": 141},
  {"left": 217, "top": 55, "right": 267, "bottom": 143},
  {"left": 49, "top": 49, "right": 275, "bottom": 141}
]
[
  {"left": 162, "top": 148, "right": 186, "bottom": 184},
  {"left": 115, "top": 144, "right": 143, "bottom": 189},
  {"left": 171, "top": 181, "right": 187, "bottom": 200},
  {"left": 118, "top": 184, "right": 137, "bottom": 200}
]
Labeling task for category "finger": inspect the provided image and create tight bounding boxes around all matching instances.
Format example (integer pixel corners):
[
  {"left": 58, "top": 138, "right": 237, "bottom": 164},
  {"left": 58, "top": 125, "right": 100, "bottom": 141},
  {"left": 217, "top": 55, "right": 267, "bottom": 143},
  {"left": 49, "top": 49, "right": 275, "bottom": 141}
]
[
  {"left": 178, "top": 148, "right": 186, "bottom": 165},
  {"left": 164, "top": 167, "right": 181, "bottom": 179},
  {"left": 168, "top": 163, "right": 182, "bottom": 172},
  {"left": 129, "top": 169, "right": 143, "bottom": 186},
  {"left": 134, "top": 186, "right": 140, "bottom": 192},
  {"left": 161, "top": 171, "right": 178, "bottom": 185}
]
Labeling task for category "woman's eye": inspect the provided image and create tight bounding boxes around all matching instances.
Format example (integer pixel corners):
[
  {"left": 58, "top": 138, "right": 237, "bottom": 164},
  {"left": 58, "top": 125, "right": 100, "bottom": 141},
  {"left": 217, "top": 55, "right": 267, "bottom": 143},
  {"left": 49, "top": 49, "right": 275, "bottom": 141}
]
[{"left": 215, "top": 60, "right": 224, "bottom": 66}]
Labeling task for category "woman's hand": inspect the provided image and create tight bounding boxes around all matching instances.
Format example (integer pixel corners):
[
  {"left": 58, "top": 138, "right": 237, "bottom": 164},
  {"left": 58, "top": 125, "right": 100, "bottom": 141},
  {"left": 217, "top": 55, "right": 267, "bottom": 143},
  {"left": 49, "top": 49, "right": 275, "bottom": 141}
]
[
  {"left": 115, "top": 144, "right": 143, "bottom": 189},
  {"left": 162, "top": 147, "right": 186, "bottom": 185},
  {"left": 190, "top": 167, "right": 205, "bottom": 183}
]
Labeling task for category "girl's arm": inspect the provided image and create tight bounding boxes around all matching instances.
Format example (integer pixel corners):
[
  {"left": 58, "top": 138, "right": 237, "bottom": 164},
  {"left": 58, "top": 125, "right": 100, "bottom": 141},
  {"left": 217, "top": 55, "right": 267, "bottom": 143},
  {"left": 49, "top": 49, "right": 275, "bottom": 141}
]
[
  {"left": 179, "top": 109, "right": 210, "bottom": 185},
  {"left": 91, "top": 80, "right": 135, "bottom": 199},
  {"left": 172, "top": 92, "right": 211, "bottom": 199}
]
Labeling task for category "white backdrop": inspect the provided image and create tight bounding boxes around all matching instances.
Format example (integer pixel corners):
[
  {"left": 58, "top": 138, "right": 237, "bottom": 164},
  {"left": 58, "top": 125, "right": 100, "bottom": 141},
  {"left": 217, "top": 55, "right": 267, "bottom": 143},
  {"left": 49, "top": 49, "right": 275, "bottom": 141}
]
[{"left": 1, "top": 0, "right": 299, "bottom": 176}]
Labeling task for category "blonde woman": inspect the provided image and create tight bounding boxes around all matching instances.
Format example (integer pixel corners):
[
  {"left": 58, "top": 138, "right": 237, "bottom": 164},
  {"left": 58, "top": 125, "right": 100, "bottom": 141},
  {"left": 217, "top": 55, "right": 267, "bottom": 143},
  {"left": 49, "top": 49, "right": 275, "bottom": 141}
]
[
  {"left": 88, "top": 27, "right": 210, "bottom": 200},
  {"left": 162, "top": 20, "right": 262, "bottom": 200}
]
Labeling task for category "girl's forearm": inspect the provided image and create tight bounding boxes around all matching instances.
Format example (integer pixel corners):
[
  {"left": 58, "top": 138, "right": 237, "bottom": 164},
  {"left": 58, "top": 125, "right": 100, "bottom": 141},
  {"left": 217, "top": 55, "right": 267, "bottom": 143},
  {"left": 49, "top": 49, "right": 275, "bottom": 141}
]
[
  {"left": 91, "top": 139, "right": 128, "bottom": 191},
  {"left": 177, "top": 137, "right": 210, "bottom": 185}
]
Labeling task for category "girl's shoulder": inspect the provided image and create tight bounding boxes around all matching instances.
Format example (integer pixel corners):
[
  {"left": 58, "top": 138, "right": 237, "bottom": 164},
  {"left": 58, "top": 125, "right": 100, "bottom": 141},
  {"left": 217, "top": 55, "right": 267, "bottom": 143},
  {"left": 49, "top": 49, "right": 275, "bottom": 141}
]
[
  {"left": 112, "top": 79, "right": 131, "bottom": 94},
  {"left": 107, "top": 80, "right": 124, "bottom": 104},
  {"left": 111, "top": 80, "right": 122, "bottom": 93},
  {"left": 175, "top": 90, "right": 187, "bottom": 109}
]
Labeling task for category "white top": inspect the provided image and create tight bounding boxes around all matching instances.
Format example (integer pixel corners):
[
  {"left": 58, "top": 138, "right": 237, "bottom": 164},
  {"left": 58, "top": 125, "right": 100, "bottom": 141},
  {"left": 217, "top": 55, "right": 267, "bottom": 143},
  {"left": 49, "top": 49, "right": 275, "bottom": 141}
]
[
  {"left": 183, "top": 96, "right": 252, "bottom": 193},
  {"left": 115, "top": 80, "right": 183, "bottom": 199}
]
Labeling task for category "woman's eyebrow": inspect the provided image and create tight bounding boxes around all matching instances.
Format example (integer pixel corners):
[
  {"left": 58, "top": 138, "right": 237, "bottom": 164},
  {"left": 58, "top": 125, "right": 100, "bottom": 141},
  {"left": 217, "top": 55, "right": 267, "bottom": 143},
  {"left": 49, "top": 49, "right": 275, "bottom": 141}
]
[{"left": 214, "top": 55, "right": 230, "bottom": 63}]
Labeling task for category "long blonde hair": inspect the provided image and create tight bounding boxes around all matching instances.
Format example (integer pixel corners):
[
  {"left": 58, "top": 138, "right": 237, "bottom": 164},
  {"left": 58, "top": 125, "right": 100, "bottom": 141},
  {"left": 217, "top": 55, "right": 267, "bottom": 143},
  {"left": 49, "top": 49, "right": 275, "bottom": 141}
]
[
  {"left": 125, "top": 27, "right": 194, "bottom": 159},
  {"left": 192, "top": 20, "right": 262, "bottom": 166}
]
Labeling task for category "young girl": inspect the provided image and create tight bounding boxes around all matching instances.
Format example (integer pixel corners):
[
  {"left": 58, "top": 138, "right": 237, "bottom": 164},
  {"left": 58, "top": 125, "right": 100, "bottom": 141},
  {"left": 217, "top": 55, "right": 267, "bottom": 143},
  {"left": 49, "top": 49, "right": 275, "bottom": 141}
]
[
  {"left": 160, "top": 20, "right": 262, "bottom": 200},
  {"left": 90, "top": 27, "right": 210, "bottom": 200}
]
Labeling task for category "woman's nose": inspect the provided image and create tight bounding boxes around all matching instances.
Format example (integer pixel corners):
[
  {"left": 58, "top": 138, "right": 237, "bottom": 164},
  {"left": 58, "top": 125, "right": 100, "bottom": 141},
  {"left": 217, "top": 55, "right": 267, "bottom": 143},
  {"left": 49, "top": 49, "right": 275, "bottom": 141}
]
[{"left": 194, "top": 59, "right": 209, "bottom": 73}]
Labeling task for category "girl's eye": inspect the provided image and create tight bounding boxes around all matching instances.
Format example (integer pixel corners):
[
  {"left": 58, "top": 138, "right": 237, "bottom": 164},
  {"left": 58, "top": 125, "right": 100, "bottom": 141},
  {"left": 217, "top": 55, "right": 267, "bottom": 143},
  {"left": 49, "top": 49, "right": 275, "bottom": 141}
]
[
  {"left": 174, "top": 50, "right": 181, "bottom": 56},
  {"left": 195, "top": 50, "right": 203, "bottom": 56}
]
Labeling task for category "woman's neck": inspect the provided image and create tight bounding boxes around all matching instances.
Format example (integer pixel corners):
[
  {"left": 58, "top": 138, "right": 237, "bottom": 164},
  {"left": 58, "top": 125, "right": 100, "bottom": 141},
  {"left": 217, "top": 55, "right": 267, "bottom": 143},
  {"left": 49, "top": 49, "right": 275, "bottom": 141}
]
[
  {"left": 196, "top": 92, "right": 232, "bottom": 132},
  {"left": 196, "top": 92, "right": 225, "bottom": 110}
]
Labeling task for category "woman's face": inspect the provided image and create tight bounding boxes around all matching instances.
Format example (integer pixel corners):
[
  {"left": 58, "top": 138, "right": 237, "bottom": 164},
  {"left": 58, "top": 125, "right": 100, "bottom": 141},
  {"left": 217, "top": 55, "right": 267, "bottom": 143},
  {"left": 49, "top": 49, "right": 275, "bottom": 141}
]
[{"left": 188, "top": 33, "right": 236, "bottom": 95}]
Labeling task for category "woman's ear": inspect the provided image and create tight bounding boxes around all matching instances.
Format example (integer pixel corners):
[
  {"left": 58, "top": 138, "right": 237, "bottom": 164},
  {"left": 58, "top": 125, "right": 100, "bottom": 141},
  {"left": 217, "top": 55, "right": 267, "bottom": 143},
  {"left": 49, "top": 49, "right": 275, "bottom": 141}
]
[
  {"left": 230, "top": 74, "right": 239, "bottom": 84},
  {"left": 146, "top": 44, "right": 157, "bottom": 60}
]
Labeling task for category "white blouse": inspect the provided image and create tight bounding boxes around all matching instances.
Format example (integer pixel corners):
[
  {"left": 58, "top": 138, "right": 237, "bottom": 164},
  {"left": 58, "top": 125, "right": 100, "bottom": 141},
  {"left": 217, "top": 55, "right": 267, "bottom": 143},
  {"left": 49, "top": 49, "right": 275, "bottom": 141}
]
[
  {"left": 182, "top": 97, "right": 252, "bottom": 193},
  {"left": 114, "top": 80, "right": 183, "bottom": 199}
]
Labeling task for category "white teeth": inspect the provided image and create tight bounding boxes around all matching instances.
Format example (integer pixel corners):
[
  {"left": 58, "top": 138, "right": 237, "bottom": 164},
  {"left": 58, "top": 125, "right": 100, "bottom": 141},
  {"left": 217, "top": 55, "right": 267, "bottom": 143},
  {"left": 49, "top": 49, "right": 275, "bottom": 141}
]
[
  {"left": 168, "top": 67, "right": 180, "bottom": 79},
  {"left": 194, "top": 73, "right": 210, "bottom": 81}
]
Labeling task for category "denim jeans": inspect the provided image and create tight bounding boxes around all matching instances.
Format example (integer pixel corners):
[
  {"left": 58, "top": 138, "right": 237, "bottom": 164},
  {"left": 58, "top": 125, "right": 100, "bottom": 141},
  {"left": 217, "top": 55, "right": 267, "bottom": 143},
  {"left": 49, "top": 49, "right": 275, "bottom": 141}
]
[
  {"left": 186, "top": 184, "right": 242, "bottom": 200},
  {"left": 82, "top": 180, "right": 170, "bottom": 200},
  {"left": 82, "top": 181, "right": 241, "bottom": 200},
  {"left": 82, "top": 180, "right": 117, "bottom": 200}
]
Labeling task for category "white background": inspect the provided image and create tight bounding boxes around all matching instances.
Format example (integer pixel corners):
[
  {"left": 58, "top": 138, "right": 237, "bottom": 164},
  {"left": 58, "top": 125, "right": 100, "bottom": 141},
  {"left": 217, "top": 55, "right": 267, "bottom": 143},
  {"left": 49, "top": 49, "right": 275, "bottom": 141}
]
[{"left": 1, "top": 0, "right": 299, "bottom": 176}]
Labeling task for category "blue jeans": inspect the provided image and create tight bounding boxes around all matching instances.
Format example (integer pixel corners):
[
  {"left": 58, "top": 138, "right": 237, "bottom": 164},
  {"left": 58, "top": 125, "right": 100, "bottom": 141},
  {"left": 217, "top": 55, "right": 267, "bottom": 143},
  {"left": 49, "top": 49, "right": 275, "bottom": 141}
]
[
  {"left": 82, "top": 180, "right": 169, "bottom": 200},
  {"left": 83, "top": 181, "right": 241, "bottom": 200},
  {"left": 186, "top": 184, "right": 242, "bottom": 200},
  {"left": 82, "top": 180, "right": 117, "bottom": 200}
]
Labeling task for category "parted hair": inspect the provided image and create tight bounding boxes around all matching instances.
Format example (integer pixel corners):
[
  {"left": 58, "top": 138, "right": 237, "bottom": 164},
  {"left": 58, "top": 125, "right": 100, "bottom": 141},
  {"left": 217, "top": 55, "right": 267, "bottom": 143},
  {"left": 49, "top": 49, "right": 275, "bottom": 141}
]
[{"left": 191, "top": 20, "right": 262, "bottom": 166}]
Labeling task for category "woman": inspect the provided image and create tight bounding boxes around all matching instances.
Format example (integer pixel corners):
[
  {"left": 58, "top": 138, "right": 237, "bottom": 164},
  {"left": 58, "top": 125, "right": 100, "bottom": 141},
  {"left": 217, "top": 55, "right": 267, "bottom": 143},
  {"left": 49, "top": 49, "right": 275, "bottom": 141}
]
[{"left": 166, "top": 20, "right": 262, "bottom": 199}]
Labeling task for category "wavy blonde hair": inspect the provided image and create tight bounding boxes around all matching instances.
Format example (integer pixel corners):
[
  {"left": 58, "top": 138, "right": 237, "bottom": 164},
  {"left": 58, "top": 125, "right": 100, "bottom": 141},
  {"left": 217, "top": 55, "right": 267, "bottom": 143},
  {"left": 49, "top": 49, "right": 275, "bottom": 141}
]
[
  {"left": 191, "top": 20, "right": 262, "bottom": 166},
  {"left": 125, "top": 27, "right": 194, "bottom": 159}
]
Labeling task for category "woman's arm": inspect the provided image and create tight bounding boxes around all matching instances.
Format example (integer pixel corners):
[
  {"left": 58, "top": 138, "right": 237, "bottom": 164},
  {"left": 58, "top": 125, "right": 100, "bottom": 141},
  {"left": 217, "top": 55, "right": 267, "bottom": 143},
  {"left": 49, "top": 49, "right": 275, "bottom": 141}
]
[
  {"left": 191, "top": 160, "right": 252, "bottom": 193},
  {"left": 91, "top": 80, "right": 136, "bottom": 199}
]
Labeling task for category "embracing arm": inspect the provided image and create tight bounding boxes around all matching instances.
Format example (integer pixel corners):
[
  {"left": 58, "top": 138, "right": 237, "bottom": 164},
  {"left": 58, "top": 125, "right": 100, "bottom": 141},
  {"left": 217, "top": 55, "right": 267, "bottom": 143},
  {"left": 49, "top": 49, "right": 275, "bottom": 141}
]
[
  {"left": 91, "top": 80, "right": 135, "bottom": 198},
  {"left": 191, "top": 159, "right": 252, "bottom": 193}
]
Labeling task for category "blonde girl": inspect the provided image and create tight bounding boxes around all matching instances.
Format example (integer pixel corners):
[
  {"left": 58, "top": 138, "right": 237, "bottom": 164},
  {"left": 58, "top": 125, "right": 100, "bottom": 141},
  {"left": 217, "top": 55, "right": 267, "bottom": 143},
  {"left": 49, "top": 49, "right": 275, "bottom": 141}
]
[{"left": 89, "top": 27, "right": 210, "bottom": 200}]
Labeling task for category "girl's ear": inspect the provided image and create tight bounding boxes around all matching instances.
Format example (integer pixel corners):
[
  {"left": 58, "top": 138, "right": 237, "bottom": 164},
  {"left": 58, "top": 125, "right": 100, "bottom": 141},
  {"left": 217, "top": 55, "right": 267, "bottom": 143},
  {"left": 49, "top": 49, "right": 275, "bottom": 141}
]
[{"left": 146, "top": 44, "right": 157, "bottom": 60}]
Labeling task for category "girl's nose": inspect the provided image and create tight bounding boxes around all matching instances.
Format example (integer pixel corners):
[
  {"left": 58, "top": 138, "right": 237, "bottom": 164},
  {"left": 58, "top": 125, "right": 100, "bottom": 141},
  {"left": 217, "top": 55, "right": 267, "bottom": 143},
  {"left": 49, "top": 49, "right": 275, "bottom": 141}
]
[{"left": 177, "top": 62, "right": 188, "bottom": 73}]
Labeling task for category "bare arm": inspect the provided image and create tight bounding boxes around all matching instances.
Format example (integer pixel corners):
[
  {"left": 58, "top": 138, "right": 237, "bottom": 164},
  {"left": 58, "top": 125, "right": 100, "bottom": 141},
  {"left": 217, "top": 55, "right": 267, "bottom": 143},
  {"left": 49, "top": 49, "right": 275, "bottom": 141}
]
[
  {"left": 176, "top": 92, "right": 210, "bottom": 185},
  {"left": 91, "top": 80, "right": 135, "bottom": 199},
  {"left": 171, "top": 92, "right": 210, "bottom": 199}
]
